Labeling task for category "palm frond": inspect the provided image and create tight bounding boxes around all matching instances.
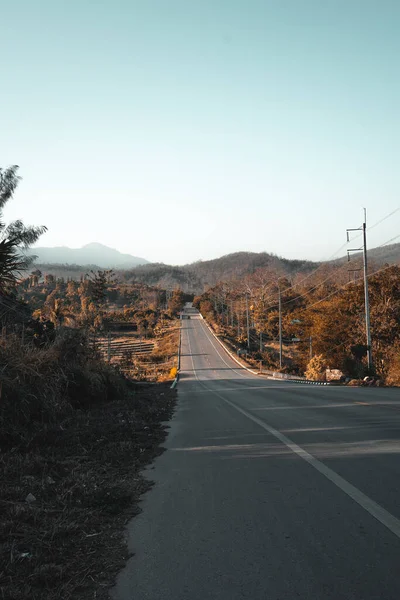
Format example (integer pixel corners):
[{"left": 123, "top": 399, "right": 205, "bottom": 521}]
[
  {"left": 0, "top": 166, "right": 47, "bottom": 292},
  {"left": 4, "top": 220, "right": 47, "bottom": 247},
  {"left": 0, "top": 166, "right": 21, "bottom": 210}
]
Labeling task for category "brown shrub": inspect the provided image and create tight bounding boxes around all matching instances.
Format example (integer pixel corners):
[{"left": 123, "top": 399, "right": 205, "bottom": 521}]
[
  {"left": 386, "top": 347, "right": 400, "bottom": 386},
  {"left": 0, "top": 328, "right": 131, "bottom": 448},
  {"left": 305, "top": 354, "right": 326, "bottom": 381}
]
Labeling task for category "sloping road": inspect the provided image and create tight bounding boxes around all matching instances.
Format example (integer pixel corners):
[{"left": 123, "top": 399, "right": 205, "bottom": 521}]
[{"left": 113, "top": 307, "right": 400, "bottom": 600}]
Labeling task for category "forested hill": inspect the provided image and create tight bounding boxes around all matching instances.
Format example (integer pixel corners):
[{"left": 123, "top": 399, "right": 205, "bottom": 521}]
[
  {"left": 185, "top": 252, "right": 318, "bottom": 283},
  {"left": 124, "top": 252, "right": 319, "bottom": 292},
  {"left": 125, "top": 243, "right": 400, "bottom": 292},
  {"left": 368, "top": 242, "right": 400, "bottom": 264},
  {"left": 33, "top": 244, "right": 400, "bottom": 294}
]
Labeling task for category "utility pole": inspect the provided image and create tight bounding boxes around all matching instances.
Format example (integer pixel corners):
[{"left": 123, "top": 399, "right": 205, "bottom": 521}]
[
  {"left": 362, "top": 212, "right": 373, "bottom": 372},
  {"left": 346, "top": 208, "right": 373, "bottom": 372},
  {"left": 309, "top": 336, "right": 312, "bottom": 361},
  {"left": 259, "top": 331, "right": 263, "bottom": 353},
  {"left": 245, "top": 293, "right": 250, "bottom": 350},
  {"left": 107, "top": 331, "right": 111, "bottom": 363},
  {"left": 278, "top": 283, "right": 282, "bottom": 369}
]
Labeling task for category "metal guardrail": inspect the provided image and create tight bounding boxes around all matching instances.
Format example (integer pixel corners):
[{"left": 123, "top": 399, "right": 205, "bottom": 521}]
[
  {"left": 264, "top": 371, "right": 330, "bottom": 385},
  {"left": 260, "top": 369, "right": 306, "bottom": 381}
]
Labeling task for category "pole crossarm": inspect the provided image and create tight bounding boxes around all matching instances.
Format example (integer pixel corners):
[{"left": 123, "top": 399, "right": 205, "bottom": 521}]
[{"left": 347, "top": 247, "right": 363, "bottom": 261}]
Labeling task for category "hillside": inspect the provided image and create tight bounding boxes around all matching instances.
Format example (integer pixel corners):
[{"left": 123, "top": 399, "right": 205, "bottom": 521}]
[
  {"left": 182, "top": 252, "right": 318, "bottom": 285},
  {"left": 29, "top": 242, "right": 148, "bottom": 268},
  {"left": 368, "top": 242, "right": 400, "bottom": 265},
  {"left": 30, "top": 243, "right": 400, "bottom": 293},
  {"left": 124, "top": 263, "right": 203, "bottom": 291},
  {"left": 124, "top": 252, "right": 319, "bottom": 292},
  {"left": 30, "top": 252, "right": 321, "bottom": 291},
  {"left": 126, "top": 244, "right": 400, "bottom": 292}
]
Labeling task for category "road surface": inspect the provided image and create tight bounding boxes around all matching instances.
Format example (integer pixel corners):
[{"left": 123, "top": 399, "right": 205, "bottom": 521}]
[{"left": 112, "top": 307, "right": 400, "bottom": 600}]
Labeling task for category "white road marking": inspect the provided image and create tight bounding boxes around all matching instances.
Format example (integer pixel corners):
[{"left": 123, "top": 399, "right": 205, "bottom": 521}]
[
  {"left": 185, "top": 323, "right": 400, "bottom": 541},
  {"left": 220, "top": 395, "right": 400, "bottom": 539},
  {"left": 197, "top": 319, "right": 250, "bottom": 379},
  {"left": 179, "top": 384, "right": 300, "bottom": 394}
]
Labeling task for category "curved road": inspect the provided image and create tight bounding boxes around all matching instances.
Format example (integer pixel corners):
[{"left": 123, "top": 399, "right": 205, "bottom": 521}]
[{"left": 113, "top": 306, "right": 400, "bottom": 600}]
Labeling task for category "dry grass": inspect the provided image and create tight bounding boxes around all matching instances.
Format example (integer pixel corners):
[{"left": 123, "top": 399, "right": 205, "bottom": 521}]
[
  {"left": 0, "top": 329, "right": 127, "bottom": 449},
  {"left": 121, "top": 324, "right": 180, "bottom": 382},
  {"left": 0, "top": 383, "right": 176, "bottom": 600},
  {"left": 153, "top": 325, "right": 180, "bottom": 360},
  {"left": 0, "top": 327, "right": 177, "bottom": 599},
  {"left": 387, "top": 349, "right": 400, "bottom": 386}
]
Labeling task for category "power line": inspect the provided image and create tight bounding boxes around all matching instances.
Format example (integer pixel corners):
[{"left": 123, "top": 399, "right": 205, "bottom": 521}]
[
  {"left": 253, "top": 206, "right": 400, "bottom": 312},
  {"left": 344, "top": 207, "right": 400, "bottom": 244},
  {"left": 376, "top": 233, "right": 400, "bottom": 248},
  {"left": 259, "top": 256, "right": 361, "bottom": 312},
  {"left": 303, "top": 261, "right": 399, "bottom": 312},
  {"left": 213, "top": 207, "right": 399, "bottom": 323},
  {"left": 368, "top": 207, "right": 400, "bottom": 232},
  {"left": 287, "top": 242, "right": 348, "bottom": 290},
  {"left": 285, "top": 207, "right": 399, "bottom": 292}
]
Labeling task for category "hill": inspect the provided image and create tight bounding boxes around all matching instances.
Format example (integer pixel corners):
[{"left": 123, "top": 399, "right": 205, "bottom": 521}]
[
  {"left": 29, "top": 243, "right": 400, "bottom": 292},
  {"left": 368, "top": 242, "right": 400, "bottom": 265},
  {"left": 29, "top": 242, "right": 148, "bottom": 268},
  {"left": 124, "top": 252, "right": 319, "bottom": 292},
  {"left": 125, "top": 244, "right": 400, "bottom": 292},
  {"left": 182, "top": 252, "right": 317, "bottom": 285}
]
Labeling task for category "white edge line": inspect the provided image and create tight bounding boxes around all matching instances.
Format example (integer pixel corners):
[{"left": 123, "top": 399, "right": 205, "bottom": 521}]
[
  {"left": 220, "top": 393, "right": 400, "bottom": 540},
  {"left": 198, "top": 314, "right": 260, "bottom": 377},
  {"left": 187, "top": 325, "right": 400, "bottom": 541},
  {"left": 170, "top": 317, "right": 183, "bottom": 389},
  {"left": 199, "top": 314, "right": 330, "bottom": 386}
]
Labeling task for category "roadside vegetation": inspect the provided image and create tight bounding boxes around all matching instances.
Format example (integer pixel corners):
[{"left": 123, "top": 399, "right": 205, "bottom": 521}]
[
  {"left": 0, "top": 166, "right": 184, "bottom": 599},
  {"left": 194, "top": 264, "right": 400, "bottom": 384},
  {"left": 2, "top": 159, "right": 398, "bottom": 597}
]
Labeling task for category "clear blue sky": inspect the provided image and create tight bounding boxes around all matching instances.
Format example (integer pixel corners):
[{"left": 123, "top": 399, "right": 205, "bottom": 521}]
[{"left": 1, "top": 0, "right": 399, "bottom": 264}]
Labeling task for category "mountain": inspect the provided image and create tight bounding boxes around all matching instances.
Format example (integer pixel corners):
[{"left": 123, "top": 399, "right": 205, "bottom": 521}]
[{"left": 29, "top": 243, "right": 148, "bottom": 268}]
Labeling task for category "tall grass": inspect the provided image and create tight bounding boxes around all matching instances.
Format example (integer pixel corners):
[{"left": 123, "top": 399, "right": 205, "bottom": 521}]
[{"left": 0, "top": 327, "right": 130, "bottom": 449}]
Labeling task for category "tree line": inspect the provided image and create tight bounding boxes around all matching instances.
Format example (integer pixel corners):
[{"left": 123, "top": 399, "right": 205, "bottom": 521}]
[{"left": 194, "top": 264, "right": 400, "bottom": 384}]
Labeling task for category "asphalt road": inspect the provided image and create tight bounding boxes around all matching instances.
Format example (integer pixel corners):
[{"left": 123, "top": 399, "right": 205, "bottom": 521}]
[{"left": 112, "top": 307, "right": 400, "bottom": 600}]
